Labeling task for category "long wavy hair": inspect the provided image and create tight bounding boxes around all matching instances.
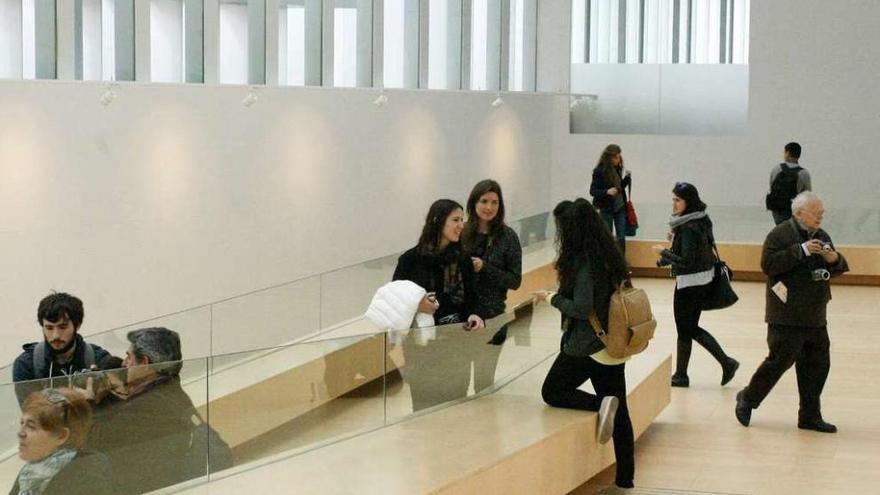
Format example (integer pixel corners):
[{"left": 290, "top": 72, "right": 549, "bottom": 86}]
[
  {"left": 553, "top": 198, "right": 629, "bottom": 293},
  {"left": 417, "top": 199, "right": 464, "bottom": 255},
  {"left": 593, "top": 144, "right": 624, "bottom": 187},
  {"left": 462, "top": 179, "right": 506, "bottom": 251}
]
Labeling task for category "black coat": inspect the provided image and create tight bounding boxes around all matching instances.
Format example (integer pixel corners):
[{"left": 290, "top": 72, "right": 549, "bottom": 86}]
[
  {"left": 589, "top": 166, "right": 631, "bottom": 213},
  {"left": 658, "top": 216, "right": 717, "bottom": 276},
  {"left": 9, "top": 451, "right": 116, "bottom": 495},
  {"left": 12, "top": 335, "right": 115, "bottom": 405},
  {"left": 393, "top": 245, "right": 476, "bottom": 324},
  {"left": 464, "top": 225, "right": 522, "bottom": 319},
  {"left": 88, "top": 376, "right": 204, "bottom": 494},
  {"left": 762, "top": 218, "right": 849, "bottom": 327},
  {"left": 552, "top": 258, "right": 614, "bottom": 357}
]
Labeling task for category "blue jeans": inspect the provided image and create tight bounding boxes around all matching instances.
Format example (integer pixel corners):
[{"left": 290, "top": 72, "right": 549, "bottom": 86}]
[{"left": 601, "top": 208, "right": 628, "bottom": 254}]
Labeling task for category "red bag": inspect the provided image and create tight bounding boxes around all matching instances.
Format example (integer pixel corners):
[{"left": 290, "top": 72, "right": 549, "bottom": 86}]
[{"left": 625, "top": 184, "right": 638, "bottom": 237}]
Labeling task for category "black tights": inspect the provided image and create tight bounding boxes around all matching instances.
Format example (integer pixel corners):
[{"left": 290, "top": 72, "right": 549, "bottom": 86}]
[
  {"left": 674, "top": 284, "right": 730, "bottom": 376},
  {"left": 541, "top": 352, "right": 634, "bottom": 488}
]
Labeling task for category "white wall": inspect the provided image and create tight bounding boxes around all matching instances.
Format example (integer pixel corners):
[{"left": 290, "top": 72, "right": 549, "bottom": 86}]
[
  {"left": 552, "top": 0, "right": 880, "bottom": 217},
  {"left": 0, "top": 82, "right": 553, "bottom": 362}
]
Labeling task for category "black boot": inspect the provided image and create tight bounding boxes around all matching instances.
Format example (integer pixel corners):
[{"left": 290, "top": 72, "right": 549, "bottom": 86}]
[
  {"left": 673, "top": 338, "right": 692, "bottom": 387},
  {"left": 693, "top": 329, "right": 735, "bottom": 385}
]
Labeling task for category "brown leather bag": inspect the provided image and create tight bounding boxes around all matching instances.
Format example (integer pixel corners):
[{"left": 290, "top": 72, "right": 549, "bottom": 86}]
[{"left": 588, "top": 282, "right": 657, "bottom": 359}]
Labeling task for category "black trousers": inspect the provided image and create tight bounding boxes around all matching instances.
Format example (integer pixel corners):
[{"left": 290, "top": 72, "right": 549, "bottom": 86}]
[
  {"left": 541, "top": 352, "right": 635, "bottom": 488},
  {"left": 673, "top": 284, "right": 730, "bottom": 375},
  {"left": 742, "top": 324, "right": 831, "bottom": 421}
]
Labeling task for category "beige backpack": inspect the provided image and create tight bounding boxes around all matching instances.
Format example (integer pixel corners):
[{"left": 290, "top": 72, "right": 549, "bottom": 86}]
[{"left": 588, "top": 282, "right": 657, "bottom": 359}]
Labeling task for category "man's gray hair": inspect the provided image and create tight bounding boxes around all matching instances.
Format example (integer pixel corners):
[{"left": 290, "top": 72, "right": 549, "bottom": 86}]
[
  {"left": 127, "top": 327, "right": 182, "bottom": 376},
  {"left": 791, "top": 191, "right": 821, "bottom": 214}
]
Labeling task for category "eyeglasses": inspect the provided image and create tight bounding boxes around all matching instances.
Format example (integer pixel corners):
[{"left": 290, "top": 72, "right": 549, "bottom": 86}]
[
  {"left": 42, "top": 389, "right": 70, "bottom": 423},
  {"left": 674, "top": 182, "right": 692, "bottom": 189}
]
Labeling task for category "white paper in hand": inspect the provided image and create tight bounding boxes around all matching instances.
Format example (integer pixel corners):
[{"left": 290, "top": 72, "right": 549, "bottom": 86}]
[{"left": 771, "top": 281, "right": 788, "bottom": 303}]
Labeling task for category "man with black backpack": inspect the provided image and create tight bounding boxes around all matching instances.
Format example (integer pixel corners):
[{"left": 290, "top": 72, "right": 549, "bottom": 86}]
[
  {"left": 766, "top": 142, "right": 812, "bottom": 224},
  {"left": 12, "top": 292, "right": 116, "bottom": 404}
]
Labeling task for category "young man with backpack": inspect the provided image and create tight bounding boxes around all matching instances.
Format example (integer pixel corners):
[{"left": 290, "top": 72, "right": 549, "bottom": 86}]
[
  {"left": 12, "top": 292, "right": 116, "bottom": 404},
  {"left": 766, "top": 142, "right": 812, "bottom": 225}
]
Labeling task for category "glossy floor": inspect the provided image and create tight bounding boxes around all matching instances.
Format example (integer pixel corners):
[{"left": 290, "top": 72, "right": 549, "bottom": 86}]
[{"left": 573, "top": 279, "right": 880, "bottom": 495}]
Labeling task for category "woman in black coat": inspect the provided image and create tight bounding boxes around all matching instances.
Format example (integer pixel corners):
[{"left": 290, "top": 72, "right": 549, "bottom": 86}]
[
  {"left": 652, "top": 182, "right": 739, "bottom": 388},
  {"left": 589, "top": 144, "right": 631, "bottom": 254},
  {"left": 461, "top": 179, "right": 522, "bottom": 393},
  {"left": 535, "top": 198, "right": 635, "bottom": 492},
  {"left": 393, "top": 199, "right": 485, "bottom": 411}
]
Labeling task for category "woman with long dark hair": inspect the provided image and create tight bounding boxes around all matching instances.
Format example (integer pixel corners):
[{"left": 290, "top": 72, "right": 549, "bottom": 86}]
[
  {"left": 393, "top": 199, "right": 485, "bottom": 411},
  {"left": 589, "top": 144, "right": 631, "bottom": 254},
  {"left": 535, "top": 198, "right": 635, "bottom": 492},
  {"left": 652, "top": 182, "right": 739, "bottom": 388},
  {"left": 461, "top": 179, "right": 522, "bottom": 392}
]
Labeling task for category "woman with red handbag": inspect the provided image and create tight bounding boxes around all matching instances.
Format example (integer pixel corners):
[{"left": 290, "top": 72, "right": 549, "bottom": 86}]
[{"left": 589, "top": 144, "right": 631, "bottom": 254}]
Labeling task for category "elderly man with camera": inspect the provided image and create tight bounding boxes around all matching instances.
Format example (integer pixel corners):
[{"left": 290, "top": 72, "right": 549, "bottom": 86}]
[{"left": 736, "top": 191, "right": 849, "bottom": 433}]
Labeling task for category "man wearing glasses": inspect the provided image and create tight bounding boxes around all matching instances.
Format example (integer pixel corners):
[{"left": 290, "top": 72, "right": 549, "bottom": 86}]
[{"left": 736, "top": 192, "right": 848, "bottom": 433}]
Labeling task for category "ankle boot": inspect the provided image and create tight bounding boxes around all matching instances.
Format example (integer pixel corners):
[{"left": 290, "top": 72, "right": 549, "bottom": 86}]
[
  {"left": 721, "top": 358, "right": 740, "bottom": 386},
  {"left": 671, "top": 373, "right": 690, "bottom": 387}
]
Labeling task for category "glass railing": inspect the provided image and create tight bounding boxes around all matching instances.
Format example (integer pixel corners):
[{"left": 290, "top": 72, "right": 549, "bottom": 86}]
[
  {"left": 0, "top": 301, "right": 556, "bottom": 494},
  {"left": 0, "top": 210, "right": 556, "bottom": 383},
  {"left": 626, "top": 203, "right": 880, "bottom": 245}
]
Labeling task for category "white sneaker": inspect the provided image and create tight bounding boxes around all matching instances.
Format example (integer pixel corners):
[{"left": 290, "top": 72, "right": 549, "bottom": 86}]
[{"left": 597, "top": 396, "right": 619, "bottom": 444}]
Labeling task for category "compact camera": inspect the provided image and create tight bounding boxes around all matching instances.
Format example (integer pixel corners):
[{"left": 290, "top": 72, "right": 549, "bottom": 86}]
[
  {"left": 820, "top": 242, "right": 833, "bottom": 252},
  {"left": 811, "top": 268, "right": 831, "bottom": 281}
]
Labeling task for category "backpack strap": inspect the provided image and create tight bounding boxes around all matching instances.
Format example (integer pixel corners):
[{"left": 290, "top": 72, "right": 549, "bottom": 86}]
[
  {"left": 33, "top": 342, "right": 48, "bottom": 378},
  {"left": 83, "top": 343, "right": 96, "bottom": 369}
]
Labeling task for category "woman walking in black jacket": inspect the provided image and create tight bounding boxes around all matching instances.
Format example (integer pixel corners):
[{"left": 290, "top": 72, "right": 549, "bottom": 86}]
[
  {"left": 589, "top": 144, "right": 631, "bottom": 254},
  {"left": 462, "top": 179, "right": 522, "bottom": 393},
  {"left": 652, "top": 182, "right": 739, "bottom": 388},
  {"left": 535, "top": 198, "right": 635, "bottom": 493},
  {"left": 393, "top": 199, "right": 485, "bottom": 411}
]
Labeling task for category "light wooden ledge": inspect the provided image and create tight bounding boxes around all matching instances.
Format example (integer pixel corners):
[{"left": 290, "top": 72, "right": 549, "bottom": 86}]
[
  {"left": 177, "top": 351, "right": 672, "bottom": 495},
  {"left": 625, "top": 240, "right": 880, "bottom": 285}
]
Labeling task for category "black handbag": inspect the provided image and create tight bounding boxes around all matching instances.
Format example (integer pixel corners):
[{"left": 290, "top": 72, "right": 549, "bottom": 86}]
[{"left": 701, "top": 240, "right": 739, "bottom": 311}]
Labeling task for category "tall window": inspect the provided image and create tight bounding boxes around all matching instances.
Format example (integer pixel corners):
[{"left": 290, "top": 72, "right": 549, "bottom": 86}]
[
  {"left": 383, "top": 0, "right": 418, "bottom": 88},
  {"left": 571, "top": 0, "right": 749, "bottom": 64},
  {"left": 219, "top": 1, "right": 249, "bottom": 83},
  {"left": 333, "top": 7, "right": 357, "bottom": 87},
  {"left": 150, "top": 0, "right": 185, "bottom": 82},
  {"left": 470, "top": 0, "right": 489, "bottom": 89}
]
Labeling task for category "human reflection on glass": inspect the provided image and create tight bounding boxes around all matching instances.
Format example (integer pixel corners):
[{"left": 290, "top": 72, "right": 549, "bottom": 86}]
[
  {"left": 86, "top": 327, "right": 232, "bottom": 494},
  {"left": 11, "top": 388, "right": 115, "bottom": 495}
]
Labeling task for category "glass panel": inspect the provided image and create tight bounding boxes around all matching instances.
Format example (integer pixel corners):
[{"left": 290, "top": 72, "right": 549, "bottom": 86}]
[
  {"left": 209, "top": 334, "right": 386, "bottom": 465},
  {"left": 570, "top": 63, "right": 661, "bottom": 134},
  {"left": 210, "top": 276, "right": 321, "bottom": 356},
  {"left": 386, "top": 302, "right": 556, "bottom": 423},
  {"left": 0, "top": 358, "right": 211, "bottom": 494},
  {"left": 85, "top": 305, "right": 214, "bottom": 362},
  {"left": 320, "top": 254, "right": 399, "bottom": 331}
]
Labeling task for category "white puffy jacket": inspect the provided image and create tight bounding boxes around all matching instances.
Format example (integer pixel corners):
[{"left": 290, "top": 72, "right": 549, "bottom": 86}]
[{"left": 365, "top": 280, "right": 436, "bottom": 345}]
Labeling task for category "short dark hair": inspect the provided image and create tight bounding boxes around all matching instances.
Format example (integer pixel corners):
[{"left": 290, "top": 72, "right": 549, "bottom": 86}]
[
  {"left": 37, "top": 293, "right": 84, "bottom": 329},
  {"left": 785, "top": 142, "right": 802, "bottom": 159},
  {"left": 127, "top": 327, "right": 183, "bottom": 376}
]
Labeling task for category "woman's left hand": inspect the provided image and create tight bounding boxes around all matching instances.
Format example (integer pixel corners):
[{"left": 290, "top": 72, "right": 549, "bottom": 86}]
[
  {"left": 471, "top": 257, "right": 485, "bottom": 272},
  {"left": 464, "top": 315, "right": 485, "bottom": 330},
  {"left": 651, "top": 244, "right": 666, "bottom": 255}
]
